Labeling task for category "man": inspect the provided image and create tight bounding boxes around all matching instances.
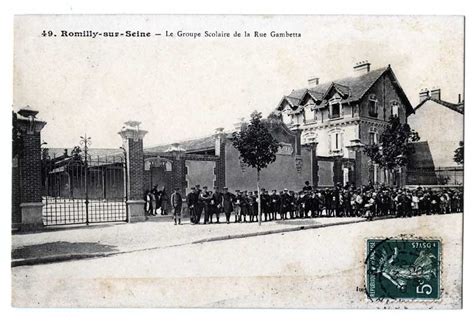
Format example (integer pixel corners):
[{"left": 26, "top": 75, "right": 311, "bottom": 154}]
[
  {"left": 222, "top": 187, "right": 234, "bottom": 224},
  {"left": 303, "top": 190, "right": 312, "bottom": 218},
  {"left": 249, "top": 191, "right": 258, "bottom": 222},
  {"left": 194, "top": 184, "right": 203, "bottom": 223},
  {"left": 187, "top": 187, "right": 198, "bottom": 224},
  {"left": 280, "top": 189, "right": 290, "bottom": 219},
  {"left": 311, "top": 191, "right": 321, "bottom": 218},
  {"left": 303, "top": 180, "right": 312, "bottom": 192},
  {"left": 211, "top": 186, "right": 223, "bottom": 224},
  {"left": 199, "top": 186, "right": 212, "bottom": 224},
  {"left": 152, "top": 185, "right": 160, "bottom": 215},
  {"left": 270, "top": 190, "right": 280, "bottom": 221},
  {"left": 233, "top": 190, "right": 242, "bottom": 223},
  {"left": 171, "top": 187, "right": 183, "bottom": 225},
  {"left": 261, "top": 189, "right": 270, "bottom": 222},
  {"left": 241, "top": 190, "right": 249, "bottom": 222}
]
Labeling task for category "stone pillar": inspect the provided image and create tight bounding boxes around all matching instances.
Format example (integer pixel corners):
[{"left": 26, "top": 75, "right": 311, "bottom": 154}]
[
  {"left": 355, "top": 151, "right": 363, "bottom": 187},
  {"left": 214, "top": 128, "right": 226, "bottom": 189},
  {"left": 118, "top": 121, "right": 148, "bottom": 222},
  {"left": 310, "top": 144, "right": 319, "bottom": 188},
  {"left": 14, "top": 107, "right": 47, "bottom": 231}
]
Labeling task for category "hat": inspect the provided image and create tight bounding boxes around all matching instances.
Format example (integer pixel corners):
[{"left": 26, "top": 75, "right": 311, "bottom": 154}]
[
  {"left": 236, "top": 189, "right": 241, "bottom": 192},
  {"left": 203, "top": 186, "right": 208, "bottom": 189},
  {"left": 284, "top": 188, "right": 288, "bottom": 191},
  {"left": 191, "top": 187, "right": 195, "bottom": 190},
  {"left": 261, "top": 188, "right": 265, "bottom": 191},
  {"left": 195, "top": 184, "right": 200, "bottom": 187},
  {"left": 223, "top": 187, "right": 228, "bottom": 190}
]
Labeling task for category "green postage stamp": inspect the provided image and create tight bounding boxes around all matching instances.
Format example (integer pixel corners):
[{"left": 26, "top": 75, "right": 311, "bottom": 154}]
[{"left": 366, "top": 239, "right": 441, "bottom": 300}]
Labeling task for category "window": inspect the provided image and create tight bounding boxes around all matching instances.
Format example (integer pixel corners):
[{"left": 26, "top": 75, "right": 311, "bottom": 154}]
[
  {"left": 304, "top": 102, "right": 315, "bottom": 122},
  {"left": 368, "top": 94, "right": 378, "bottom": 118},
  {"left": 369, "top": 132, "right": 378, "bottom": 145},
  {"left": 329, "top": 95, "right": 342, "bottom": 119},
  {"left": 282, "top": 107, "right": 293, "bottom": 125},
  {"left": 330, "top": 103, "right": 341, "bottom": 118},
  {"left": 391, "top": 101, "right": 399, "bottom": 117},
  {"left": 330, "top": 132, "right": 343, "bottom": 154}
]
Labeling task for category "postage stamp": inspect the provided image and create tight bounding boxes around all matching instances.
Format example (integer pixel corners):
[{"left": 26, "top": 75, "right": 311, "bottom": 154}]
[{"left": 366, "top": 239, "right": 441, "bottom": 300}]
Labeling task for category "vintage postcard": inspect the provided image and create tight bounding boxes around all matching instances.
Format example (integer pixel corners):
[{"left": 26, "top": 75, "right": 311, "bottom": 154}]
[{"left": 11, "top": 15, "right": 464, "bottom": 308}]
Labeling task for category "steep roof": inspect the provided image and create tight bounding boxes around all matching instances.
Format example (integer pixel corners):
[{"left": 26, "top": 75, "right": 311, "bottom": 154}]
[
  {"left": 287, "top": 66, "right": 387, "bottom": 103},
  {"left": 413, "top": 97, "right": 464, "bottom": 114},
  {"left": 280, "top": 65, "right": 414, "bottom": 114},
  {"left": 146, "top": 135, "right": 217, "bottom": 153}
]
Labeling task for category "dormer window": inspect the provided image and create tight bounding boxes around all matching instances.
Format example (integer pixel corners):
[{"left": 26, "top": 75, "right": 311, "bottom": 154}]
[
  {"left": 368, "top": 94, "right": 378, "bottom": 118},
  {"left": 304, "top": 101, "right": 315, "bottom": 122},
  {"left": 282, "top": 107, "right": 293, "bottom": 125},
  {"left": 329, "top": 94, "right": 342, "bottom": 119},
  {"left": 391, "top": 101, "right": 399, "bottom": 117}
]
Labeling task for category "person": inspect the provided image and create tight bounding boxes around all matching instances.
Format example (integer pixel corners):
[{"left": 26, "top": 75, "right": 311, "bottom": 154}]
[
  {"left": 194, "top": 185, "right": 203, "bottom": 223},
  {"left": 303, "top": 181, "right": 312, "bottom": 192},
  {"left": 199, "top": 186, "right": 212, "bottom": 224},
  {"left": 144, "top": 190, "right": 152, "bottom": 216},
  {"left": 160, "top": 186, "right": 169, "bottom": 215},
  {"left": 311, "top": 191, "right": 321, "bottom": 217},
  {"left": 211, "top": 186, "right": 223, "bottom": 223},
  {"left": 280, "top": 189, "right": 290, "bottom": 219},
  {"left": 150, "top": 189, "right": 157, "bottom": 216},
  {"left": 187, "top": 187, "right": 198, "bottom": 224},
  {"left": 249, "top": 191, "right": 257, "bottom": 222},
  {"left": 261, "top": 189, "right": 270, "bottom": 222},
  {"left": 171, "top": 187, "right": 183, "bottom": 225},
  {"left": 297, "top": 191, "right": 306, "bottom": 218},
  {"left": 233, "top": 190, "right": 242, "bottom": 223},
  {"left": 152, "top": 185, "right": 160, "bottom": 215},
  {"left": 412, "top": 191, "right": 420, "bottom": 216},
  {"left": 222, "top": 187, "right": 234, "bottom": 224},
  {"left": 270, "top": 190, "right": 280, "bottom": 220},
  {"left": 241, "top": 190, "right": 249, "bottom": 222}
]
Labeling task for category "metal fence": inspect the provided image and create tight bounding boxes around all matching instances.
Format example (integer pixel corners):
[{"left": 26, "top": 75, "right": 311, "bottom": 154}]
[{"left": 42, "top": 152, "right": 128, "bottom": 226}]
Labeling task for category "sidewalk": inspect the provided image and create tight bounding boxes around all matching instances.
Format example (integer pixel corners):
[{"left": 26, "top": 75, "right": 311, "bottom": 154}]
[{"left": 12, "top": 216, "right": 365, "bottom": 267}]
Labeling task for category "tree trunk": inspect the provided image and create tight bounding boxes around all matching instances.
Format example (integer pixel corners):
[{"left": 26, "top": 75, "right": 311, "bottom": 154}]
[{"left": 257, "top": 169, "right": 261, "bottom": 226}]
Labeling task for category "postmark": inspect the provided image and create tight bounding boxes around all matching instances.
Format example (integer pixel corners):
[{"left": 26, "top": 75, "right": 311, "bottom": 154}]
[{"left": 366, "top": 238, "right": 441, "bottom": 300}]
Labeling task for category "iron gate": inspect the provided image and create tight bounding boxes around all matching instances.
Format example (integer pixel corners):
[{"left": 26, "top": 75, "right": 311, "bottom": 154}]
[{"left": 41, "top": 146, "right": 128, "bottom": 226}]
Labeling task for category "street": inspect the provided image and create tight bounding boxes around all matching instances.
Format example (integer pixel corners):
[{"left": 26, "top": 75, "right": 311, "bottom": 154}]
[{"left": 12, "top": 213, "right": 462, "bottom": 308}]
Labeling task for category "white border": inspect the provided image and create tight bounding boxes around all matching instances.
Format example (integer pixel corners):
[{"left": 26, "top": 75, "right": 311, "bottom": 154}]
[{"left": 1, "top": 1, "right": 472, "bottom": 325}]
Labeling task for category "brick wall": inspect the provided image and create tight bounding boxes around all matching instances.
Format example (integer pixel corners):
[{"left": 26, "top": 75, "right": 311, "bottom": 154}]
[
  {"left": 215, "top": 136, "right": 226, "bottom": 189},
  {"left": 127, "top": 138, "right": 145, "bottom": 200},
  {"left": 12, "top": 160, "right": 21, "bottom": 225},
  {"left": 20, "top": 132, "right": 42, "bottom": 203}
]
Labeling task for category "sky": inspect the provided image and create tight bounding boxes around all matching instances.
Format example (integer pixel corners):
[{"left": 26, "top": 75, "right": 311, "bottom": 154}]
[{"left": 13, "top": 15, "right": 464, "bottom": 149}]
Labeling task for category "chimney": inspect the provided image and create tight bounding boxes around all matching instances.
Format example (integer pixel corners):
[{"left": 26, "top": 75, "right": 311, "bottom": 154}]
[
  {"left": 431, "top": 88, "right": 441, "bottom": 101},
  {"left": 419, "top": 88, "right": 430, "bottom": 102},
  {"left": 458, "top": 94, "right": 463, "bottom": 104},
  {"left": 353, "top": 60, "right": 371, "bottom": 76},
  {"left": 308, "top": 76, "right": 320, "bottom": 87}
]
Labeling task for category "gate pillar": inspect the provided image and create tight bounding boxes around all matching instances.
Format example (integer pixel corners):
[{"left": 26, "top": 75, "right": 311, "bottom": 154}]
[
  {"left": 119, "top": 121, "right": 148, "bottom": 222},
  {"left": 14, "top": 107, "right": 47, "bottom": 231}
]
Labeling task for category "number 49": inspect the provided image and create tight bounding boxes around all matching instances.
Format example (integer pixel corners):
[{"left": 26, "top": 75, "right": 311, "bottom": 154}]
[{"left": 41, "top": 30, "right": 54, "bottom": 37}]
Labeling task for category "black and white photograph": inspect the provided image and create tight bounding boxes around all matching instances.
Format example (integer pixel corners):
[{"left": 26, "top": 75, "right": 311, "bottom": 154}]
[{"left": 9, "top": 13, "right": 464, "bottom": 309}]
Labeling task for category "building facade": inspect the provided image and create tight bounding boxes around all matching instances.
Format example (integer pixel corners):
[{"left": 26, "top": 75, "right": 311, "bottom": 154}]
[
  {"left": 144, "top": 121, "right": 311, "bottom": 195},
  {"left": 407, "top": 89, "right": 464, "bottom": 185},
  {"left": 275, "top": 61, "right": 414, "bottom": 187}
]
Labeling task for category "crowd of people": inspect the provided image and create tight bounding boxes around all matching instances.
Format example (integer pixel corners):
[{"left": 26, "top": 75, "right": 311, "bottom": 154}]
[{"left": 145, "top": 181, "right": 463, "bottom": 225}]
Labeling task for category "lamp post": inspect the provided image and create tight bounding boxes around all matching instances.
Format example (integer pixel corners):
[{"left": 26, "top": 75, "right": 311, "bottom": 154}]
[{"left": 79, "top": 134, "right": 92, "bottom": 225}]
